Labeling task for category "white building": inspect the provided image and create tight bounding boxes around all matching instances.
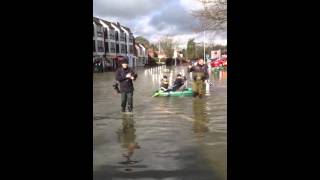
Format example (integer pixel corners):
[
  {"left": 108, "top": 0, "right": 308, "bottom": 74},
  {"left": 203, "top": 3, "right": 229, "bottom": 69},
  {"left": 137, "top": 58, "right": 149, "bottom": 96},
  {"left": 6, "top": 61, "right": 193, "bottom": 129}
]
[
  {"left": 93, "top": 17, "right": 137, "bottom": 70},
  {"left": 93, "top": 18, "right": 105, "bottom": 61},
  {"left": 135, "top": 43, "right": 148, "bottom": 67}
]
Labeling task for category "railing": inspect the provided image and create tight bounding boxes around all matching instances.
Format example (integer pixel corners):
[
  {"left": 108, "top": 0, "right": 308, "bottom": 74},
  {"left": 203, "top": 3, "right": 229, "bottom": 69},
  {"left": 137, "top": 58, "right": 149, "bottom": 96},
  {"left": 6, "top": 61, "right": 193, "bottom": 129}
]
[
  {"left": 98, "top": 47, "right": 104, "bottom": 52},
  {"left": 97, "top": 32, "right": 103, "bottom": 37}
]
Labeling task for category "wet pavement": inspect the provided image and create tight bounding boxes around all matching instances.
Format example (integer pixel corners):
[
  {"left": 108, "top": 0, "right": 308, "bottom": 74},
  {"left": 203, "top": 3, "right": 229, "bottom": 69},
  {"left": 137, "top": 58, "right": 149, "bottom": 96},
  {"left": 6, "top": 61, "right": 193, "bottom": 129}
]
[{"left": 93, "top": 65, "right": 227, "bottom": 180}]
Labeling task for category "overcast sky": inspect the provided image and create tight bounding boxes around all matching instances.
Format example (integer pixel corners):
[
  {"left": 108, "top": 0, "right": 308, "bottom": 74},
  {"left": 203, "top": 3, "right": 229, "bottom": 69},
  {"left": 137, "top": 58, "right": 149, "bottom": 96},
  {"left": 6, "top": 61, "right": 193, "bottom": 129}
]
[{"left": 93, "top": 0, "right": 227, "bottom": 48}]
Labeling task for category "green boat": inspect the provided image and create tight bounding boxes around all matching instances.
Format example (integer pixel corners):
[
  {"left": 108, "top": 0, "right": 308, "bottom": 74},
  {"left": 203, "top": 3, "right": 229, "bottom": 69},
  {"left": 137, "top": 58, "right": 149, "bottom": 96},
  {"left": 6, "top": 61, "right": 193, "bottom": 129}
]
[{"left": 152, "top": 88, "right": 193, "bottom": 97}]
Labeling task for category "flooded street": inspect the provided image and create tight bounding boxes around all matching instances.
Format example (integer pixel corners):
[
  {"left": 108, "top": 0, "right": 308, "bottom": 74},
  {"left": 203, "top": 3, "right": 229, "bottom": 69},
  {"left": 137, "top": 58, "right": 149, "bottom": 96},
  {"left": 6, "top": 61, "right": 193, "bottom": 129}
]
[{"left": 93, "top": 65, "right": 227, "bottom": 180}]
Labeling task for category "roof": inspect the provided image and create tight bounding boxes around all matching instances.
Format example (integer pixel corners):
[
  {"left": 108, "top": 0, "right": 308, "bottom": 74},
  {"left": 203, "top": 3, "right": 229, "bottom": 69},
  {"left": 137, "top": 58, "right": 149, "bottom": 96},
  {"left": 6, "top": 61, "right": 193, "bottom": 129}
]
[
  {"left": 100, "top": 19, "right": 114, "bottom": 30},
  {"left": 111, "top": 22, "right": 124, "bottom": 32},
  {"left": 122, "top": 26, "right": 131, "bottom": 33},
  {"left": 93, "top": 17, "right": 102, "bottom": 26},
  {"left": 93, "top": 16, "right": 133, "bottom": 33}
]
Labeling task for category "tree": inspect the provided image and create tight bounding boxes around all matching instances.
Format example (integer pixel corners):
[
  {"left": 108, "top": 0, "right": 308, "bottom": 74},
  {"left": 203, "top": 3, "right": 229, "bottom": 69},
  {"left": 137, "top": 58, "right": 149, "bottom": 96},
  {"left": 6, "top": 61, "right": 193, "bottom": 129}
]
[
  {"left": 135, "top": 36, "right": 150, "bottom": 48},
  {"left": 181, "top": 48, "right": 186, "bottom": 59},
  {"left": 160, "top": 36, "right": 177, "bottom": 58},
  {"left": 212, "top": 44, "right": 226, "bottom": 51},
  {"left": 186, "top": 38, "right": 196, "bottom": 60},
  {"left": 150, "top": 43, "right": 158, "bottom": 51},
  {"left": 192, "top": 0, "right": 227, "bottom": 31},
  {"left": 195, "top": 44, "right": 204, "bottom": 59}
]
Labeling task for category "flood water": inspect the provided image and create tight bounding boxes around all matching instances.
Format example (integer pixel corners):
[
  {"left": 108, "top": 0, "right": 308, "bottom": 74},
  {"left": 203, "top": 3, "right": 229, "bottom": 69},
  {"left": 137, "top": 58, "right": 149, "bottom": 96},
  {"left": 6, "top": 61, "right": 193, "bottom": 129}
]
[{"left": 93, "top": 65, "right": 227, "bottom": 180}]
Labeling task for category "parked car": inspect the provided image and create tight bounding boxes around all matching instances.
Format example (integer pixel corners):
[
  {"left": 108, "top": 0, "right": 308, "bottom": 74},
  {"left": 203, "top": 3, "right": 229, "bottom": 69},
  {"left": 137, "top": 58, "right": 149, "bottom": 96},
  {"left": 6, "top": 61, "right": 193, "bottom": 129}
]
[
  {"left": 210, "top": 58, "right": 225, "bottom": 67},
  {"left": 223, "top": 59, "right": 227, "bottom": 67}
]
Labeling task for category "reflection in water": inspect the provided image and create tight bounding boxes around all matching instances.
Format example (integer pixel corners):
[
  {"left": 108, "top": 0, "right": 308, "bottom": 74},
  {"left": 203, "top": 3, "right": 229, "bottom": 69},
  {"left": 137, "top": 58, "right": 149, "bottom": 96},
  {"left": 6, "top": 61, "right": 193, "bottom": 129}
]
[
  {"left": 94, "top": 65, "right": 227, "bottom": 179},
  {"left": 192, "top": 99, "right": 209, "bottom": 140},
  {"left": 221, "top": 70, "right": 227, "bottom": 80},
  {"left": 143, "top": 65, "right": 195, "bottom": 90},
  {"left": 213, "top": 70, "right": 220, "bottom": 80},
  {"left": 117, "top": 114, "right": 141, "bottom": 171},
  {"left": 144, "top": 65, "right": 170, "bottom": 89},
  {"left": 212, "top": 69, "right": 227, "bottom": 87}
]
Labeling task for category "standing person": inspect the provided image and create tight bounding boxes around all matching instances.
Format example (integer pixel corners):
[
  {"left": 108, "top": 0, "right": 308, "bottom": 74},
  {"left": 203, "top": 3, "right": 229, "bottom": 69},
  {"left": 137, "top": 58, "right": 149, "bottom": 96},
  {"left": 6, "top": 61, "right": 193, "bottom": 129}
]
[
  {"left": 115, "top": 58, "right": 137, "bottom": 112},
  {"left": 188, "top": 58, "right": 209, "bottom": 98}
]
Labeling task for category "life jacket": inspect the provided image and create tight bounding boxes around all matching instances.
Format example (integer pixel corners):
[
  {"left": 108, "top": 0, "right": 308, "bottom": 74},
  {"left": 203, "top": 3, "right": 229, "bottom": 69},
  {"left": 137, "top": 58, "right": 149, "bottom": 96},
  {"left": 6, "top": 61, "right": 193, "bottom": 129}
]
[{"left": 161, "top": 79, "right": 169, "bottom": 88}]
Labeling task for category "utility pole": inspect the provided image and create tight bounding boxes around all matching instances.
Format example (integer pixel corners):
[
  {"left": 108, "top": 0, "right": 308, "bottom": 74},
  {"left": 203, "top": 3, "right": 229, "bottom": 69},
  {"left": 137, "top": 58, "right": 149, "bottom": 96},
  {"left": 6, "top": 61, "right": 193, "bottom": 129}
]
[
  {"left": 158, "top": 40, "right": 161, "bottom": 63},
  {"left": 203, "top": 30, "right": 206, "bottom": 62}
]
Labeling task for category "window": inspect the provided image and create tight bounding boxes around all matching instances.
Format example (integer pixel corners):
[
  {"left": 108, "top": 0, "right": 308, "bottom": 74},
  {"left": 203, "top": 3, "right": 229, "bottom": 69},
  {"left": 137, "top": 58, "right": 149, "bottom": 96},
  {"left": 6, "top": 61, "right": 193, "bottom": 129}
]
[
  {"left": 115, "top": 31, "right": 119, "bottom": 41},
  {"left": 97, "top": 25, "right": 103, "bottom": 37},
  {"left": 96, "top": 25, "right": 102, "bottom": 32},
  {"left": 116, "top": 44, "right": 119, "bottom": 53},
  {"left": 104, "top": 29, "right": 108, "bottom": 39},
  {"left": 129, "top": 35, "right": 133, "bottom": 43},
  {"left": 97, "top": 40, "right": 104, "bottom": 52},
  {"left": 129, "top": 45, "right": 134, "bottom": 54},
  {"left": 93, "top": 24, "right": 95, "bottom": 37},
  {"left": 109, "top": 30, "right": 115, "bottom": 40},
  {"left": 105, "top": 42, "right": 109, "bottom": 53},
  {"left": 109, "top": 42, "right": 116, "bottom": 53},
  {"left": 121, "top": 44, "right": 126, "bottom": 54},
  {"left": 120, "top": 32, "right": 125, "bottom": 42}
]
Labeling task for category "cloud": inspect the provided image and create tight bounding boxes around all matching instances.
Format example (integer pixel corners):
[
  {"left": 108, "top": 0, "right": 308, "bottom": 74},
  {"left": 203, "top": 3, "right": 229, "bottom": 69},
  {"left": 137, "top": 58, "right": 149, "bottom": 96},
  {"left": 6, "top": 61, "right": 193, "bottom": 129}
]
[
  {"left": 93, "top": 0, "right": 170, "bottom": 19},
  {"left": 93, "top": 0, "right": 227, "bottom": 46},
  {"left": 179, "top": 0, "right": 203, "bottom": 11},
  {"left": 149, "top": 1, "right": 200, "bottom": 36}
]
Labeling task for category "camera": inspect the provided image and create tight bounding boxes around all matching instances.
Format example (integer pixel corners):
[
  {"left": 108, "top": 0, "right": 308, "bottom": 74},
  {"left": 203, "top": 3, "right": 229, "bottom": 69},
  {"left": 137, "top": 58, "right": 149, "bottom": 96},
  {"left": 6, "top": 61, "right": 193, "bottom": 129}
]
[
  {"left": 132, "top": 73, "right": 138, "bottom": 80},
  {"left": 112, "top": 83, "right": 120, "bottom": 93}
]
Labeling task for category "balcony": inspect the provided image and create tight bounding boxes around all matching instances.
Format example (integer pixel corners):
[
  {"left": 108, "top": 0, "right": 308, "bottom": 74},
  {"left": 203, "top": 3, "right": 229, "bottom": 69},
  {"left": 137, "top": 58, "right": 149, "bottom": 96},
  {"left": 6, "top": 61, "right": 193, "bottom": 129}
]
[
  {"left": 97, "top": 32, "right": 103, "bottom": 37},
  {"left": 98, "top": 47, "right": 104, "bottom": 52}
]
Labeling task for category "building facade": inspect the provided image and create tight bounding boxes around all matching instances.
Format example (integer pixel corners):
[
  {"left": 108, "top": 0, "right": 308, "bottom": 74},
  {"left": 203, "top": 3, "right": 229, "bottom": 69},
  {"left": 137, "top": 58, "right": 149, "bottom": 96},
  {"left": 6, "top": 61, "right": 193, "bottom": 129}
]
[
  {"left": 134, "top": 43, "right": 148, "bottom": 67},
  {"left": 93, "top": 17, "right": 138, "bottom": 71}
]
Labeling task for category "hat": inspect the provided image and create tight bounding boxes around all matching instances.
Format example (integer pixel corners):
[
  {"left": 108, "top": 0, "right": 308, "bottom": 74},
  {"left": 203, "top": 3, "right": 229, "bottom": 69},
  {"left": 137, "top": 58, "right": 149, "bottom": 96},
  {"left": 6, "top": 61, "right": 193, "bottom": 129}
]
[{"left": 121, "top": 59, "right": 128, "bottom": 64}]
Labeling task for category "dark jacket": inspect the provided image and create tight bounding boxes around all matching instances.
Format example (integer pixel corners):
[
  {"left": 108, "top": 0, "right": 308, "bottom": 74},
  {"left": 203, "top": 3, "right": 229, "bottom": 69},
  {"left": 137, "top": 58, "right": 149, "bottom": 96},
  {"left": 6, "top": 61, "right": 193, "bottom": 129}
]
[
  {"left": 188, "top": 64, "right": 209, "bottom": 81},
  {"left": 115, "top": 67, "right": 136, "bottom": 93},
  {"left": 172, "top": 78, "right": 184, "bottom": 91}
]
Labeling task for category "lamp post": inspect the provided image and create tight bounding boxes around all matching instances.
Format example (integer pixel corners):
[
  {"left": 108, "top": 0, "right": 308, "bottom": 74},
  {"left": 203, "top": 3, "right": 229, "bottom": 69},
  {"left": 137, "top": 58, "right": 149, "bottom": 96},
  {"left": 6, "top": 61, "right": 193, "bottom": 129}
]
[
  {"left": 158, "top": 40, "right": 161, "bottom": 64},
  {"left": 203, "top": 30, "right": 206, "bottom": 63}
]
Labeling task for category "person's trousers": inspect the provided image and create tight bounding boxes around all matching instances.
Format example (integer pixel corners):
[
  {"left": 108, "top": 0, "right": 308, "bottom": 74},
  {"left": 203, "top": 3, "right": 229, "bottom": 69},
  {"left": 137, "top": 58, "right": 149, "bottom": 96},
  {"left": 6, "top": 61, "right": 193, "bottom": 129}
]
[
  {"left": 192, "top": 80, "right": 205, "bottom": 97},
  {"left": 121, "top": 92, "right": 133, "bottom": 111}
]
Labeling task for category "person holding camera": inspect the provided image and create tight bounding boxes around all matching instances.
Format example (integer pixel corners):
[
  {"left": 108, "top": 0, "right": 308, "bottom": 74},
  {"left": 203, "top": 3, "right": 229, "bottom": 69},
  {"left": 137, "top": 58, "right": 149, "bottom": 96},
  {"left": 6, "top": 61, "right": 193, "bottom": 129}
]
[{"left": 115, "top": 58, "right": 137, "bottom": 112}]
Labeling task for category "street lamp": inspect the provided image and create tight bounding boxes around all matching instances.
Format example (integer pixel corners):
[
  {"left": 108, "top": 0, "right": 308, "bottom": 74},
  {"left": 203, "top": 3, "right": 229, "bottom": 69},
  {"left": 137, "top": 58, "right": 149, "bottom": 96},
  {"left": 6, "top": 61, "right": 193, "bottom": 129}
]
[
  {"left": 158, "top": 40, "right": 161, "bottom": 64},
  {"left": 203, "top": 30, "right": 206, "bottom": 63}
]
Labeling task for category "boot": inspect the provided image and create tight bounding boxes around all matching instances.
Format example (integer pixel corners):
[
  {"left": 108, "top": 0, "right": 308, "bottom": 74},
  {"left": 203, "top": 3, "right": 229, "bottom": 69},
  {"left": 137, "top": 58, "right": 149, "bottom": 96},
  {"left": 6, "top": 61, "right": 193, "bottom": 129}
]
[
  {"left": 122, "top": 107, "right": 126, "bottom": 112},
  {"left": 193, "top": 92, "right": 198, "bottom": 97}
]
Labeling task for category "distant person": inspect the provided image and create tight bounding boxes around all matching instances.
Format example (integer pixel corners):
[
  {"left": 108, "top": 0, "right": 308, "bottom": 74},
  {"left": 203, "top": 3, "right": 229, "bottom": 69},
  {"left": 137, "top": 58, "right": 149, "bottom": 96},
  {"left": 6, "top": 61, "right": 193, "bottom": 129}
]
[
  {"left": 160, "top": 75, "right": 169, "bottom": 91},
  {"left": 170, "top": 74, "right": 185, "bottom": 91},
  {"left": 188, "top": 58, "right": 209, "bottom": 98}
]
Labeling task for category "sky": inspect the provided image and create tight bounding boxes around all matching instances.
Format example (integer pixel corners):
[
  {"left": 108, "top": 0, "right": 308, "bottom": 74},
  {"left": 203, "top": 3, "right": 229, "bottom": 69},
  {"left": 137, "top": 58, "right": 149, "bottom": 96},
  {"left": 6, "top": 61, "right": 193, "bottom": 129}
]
[{"left": 93, "top": 0, "right": 227, "bottom": 48}]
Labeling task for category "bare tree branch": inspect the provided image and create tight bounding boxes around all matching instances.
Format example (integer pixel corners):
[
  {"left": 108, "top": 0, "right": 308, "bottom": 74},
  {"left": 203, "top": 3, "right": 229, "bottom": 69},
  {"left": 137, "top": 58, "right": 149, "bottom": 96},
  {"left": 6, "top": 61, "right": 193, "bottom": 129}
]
[{"left": 191, "top": 0, "right": 227, "bottom": 32}]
